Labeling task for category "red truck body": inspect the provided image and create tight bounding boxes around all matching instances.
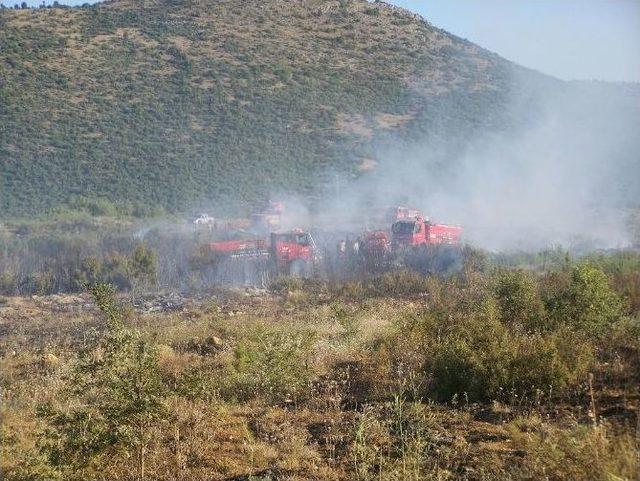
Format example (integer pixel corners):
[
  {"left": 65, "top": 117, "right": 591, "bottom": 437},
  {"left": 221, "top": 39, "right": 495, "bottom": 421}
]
[
  {"left": 251, "top": 201, "right": 284, "bottom": 233},
  {"left": 360, "top": 230, "right": 391, "bottom": 257},
  {"left": 392, "top": 217, "right": 462, "bottom": 248},
  {"left": 270, "top": 231, "right": 315, "bottom": 272},
  {"left": 208, "top": 230, "right": 316, "bottom": 275},
  {"left": 208, "top": 238, "right": 267, "bottom": 257},
  {"left": 391, "top": 206, "right": 422, "bottom": 222}
]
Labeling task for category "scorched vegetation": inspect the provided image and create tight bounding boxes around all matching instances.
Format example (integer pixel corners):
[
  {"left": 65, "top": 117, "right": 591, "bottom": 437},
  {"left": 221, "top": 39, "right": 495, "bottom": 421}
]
[{"left": 1, "top": 250, "right": 638, "bottom": 480}]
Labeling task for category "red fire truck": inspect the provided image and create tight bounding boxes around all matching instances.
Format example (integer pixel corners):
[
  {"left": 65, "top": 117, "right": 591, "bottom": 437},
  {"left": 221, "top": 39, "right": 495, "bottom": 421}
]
[
  {"left": 391, "top": 216, "right": 462, "bottom": 249},
  {"left": 208, "top": 230, "right": 318, "bottom": 278}
]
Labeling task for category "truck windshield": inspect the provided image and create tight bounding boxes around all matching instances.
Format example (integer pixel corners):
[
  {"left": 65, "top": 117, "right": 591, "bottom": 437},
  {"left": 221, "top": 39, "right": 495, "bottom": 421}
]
[
  {"left": 295, "top": 234, "right": 310, "bottom": 246},
  {"left": 392, "top": 222, "right": 416, "bottom": 235}
]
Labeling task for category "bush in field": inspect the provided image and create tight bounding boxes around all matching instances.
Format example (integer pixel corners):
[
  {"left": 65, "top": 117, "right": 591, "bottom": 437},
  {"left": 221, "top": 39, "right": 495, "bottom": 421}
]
[
  {"left": 224, "top": 328, "right": 316, "bottom": 403},
  {"left": 494, "top": 269, "right": 548, "bottom": 331},
  {"left": 73, "top": 253, "right": 131, "bottom": 291},
  {"left": 351, "top": 397, "right": 443, "bottom": 480},
  {"left": 506, "top": 329, "right": 593, "bottom": 397},
  {"left": 331, "top": 301, "right": 361, "bottom": 341},
  {"left": 129, "top": 243, "right": 157, "bottom": 291},
  {"left": 366, "top": 274, "right": 594, "bottom": 403},
  {"left": 429, "top": 337, "right": 486, "bottom": 401},
  {"left": 0, "top": 268, "right": 18, "bottom": 295},
  {"left": 583, "top": 250, "right": 640, "bottom": 314},
  {"left": 37, "top": 284, "right": 168, "bottom": 481},
  {"left": 461, "top": 244, "right": 491, "bottom": 273},
  {"left": 71, "top": 245, "right": 156, "bottom": 293},
  {"left": 269, "top": 276, "right": 305, "bottom": 295},
  {"left": 337, "top": 270, "right": 432, "bottom": 300},
  {"left": 507, "top": 417, "right": 640, "bottom": 480},
  {"left": 427, "top": 323, "right": 593, "bottom": 402},
  {"left": 374, "top": 270, "right": 429, "bottom": 297},
  {"left": 548, "top": 264, "right": 625, "bottom": 336}
]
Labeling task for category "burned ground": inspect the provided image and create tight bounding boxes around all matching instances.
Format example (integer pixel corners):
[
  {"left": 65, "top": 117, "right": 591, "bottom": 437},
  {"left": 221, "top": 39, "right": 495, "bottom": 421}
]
[{"left": 2, "top": 258, "right": 639, "bottom": 480}]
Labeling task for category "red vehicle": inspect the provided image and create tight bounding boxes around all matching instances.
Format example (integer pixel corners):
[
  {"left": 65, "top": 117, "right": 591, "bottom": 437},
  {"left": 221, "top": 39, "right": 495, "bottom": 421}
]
[
  {"left": 392, "top": 216, "right": 462, "bottom": 249},
  {"left": 208, "top": 230, "right": 317, "bottom": 278},
  {"left": 390, "top": 206, "right": 422, "bottom": 222},
  {"left": 360, "top": 230, "right": 391, "bottom": 257},
  {"left": 208, "top": 238, "right": 268, "bottom": 258},
  {"left": 251, "top": 201, "right": 284, "bottom": 233},
  {"left": 270, "top": 231, "right": 317, "bottom": 276},
  {"left": 358, "top": 230, "right": 391, "bottom": 270}
]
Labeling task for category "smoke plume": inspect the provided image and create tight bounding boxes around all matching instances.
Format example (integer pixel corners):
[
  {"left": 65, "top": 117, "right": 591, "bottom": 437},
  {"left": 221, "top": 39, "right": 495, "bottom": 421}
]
[{"left": 315, "top": 76, "right": 640, "bottom": 251}]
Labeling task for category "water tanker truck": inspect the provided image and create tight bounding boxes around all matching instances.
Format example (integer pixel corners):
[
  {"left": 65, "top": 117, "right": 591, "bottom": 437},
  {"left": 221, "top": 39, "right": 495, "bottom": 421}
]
[{"left": 207, "top": 229, "right": 319, "bottom": 282}]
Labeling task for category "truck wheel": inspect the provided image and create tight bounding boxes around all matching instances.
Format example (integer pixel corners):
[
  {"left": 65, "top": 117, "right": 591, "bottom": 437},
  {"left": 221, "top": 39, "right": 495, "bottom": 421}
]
[
  {"left": 289, "top": 259, "right": 311, "bottom": 278},
  {"left": 258, "top": 259, "right": 272, "bottom": 288}
]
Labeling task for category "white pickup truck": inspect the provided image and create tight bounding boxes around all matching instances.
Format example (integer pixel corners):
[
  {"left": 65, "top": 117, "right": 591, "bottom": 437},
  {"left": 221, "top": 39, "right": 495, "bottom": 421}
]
[{"left": 193, "top": 213, "right": 215, "bottom": 225}]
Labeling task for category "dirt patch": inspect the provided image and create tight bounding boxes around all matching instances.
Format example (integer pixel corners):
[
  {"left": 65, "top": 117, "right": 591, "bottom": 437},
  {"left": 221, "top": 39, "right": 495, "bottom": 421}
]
[
  {"left": 357, "top": 157, "right": 378, "bottom": 172},
  {"left": 115, "top": 27, "right": 160, "bottom": 48},
  {"left": 171, "top": 35, "right": 191, "bottom": 52},
  {"left": 375, "top": 112, "right": 414, "bottom": 129},
  {"left": 336, "top": 113, "right": 373, "bottom": 139}
]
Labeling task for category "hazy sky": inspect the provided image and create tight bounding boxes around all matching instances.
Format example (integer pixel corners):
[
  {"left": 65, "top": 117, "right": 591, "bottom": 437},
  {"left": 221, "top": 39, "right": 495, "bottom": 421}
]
[
  {"left": 390, "top": 0, "right": 640, "bottom": 82},
  {"left": 12, "top": 0, "right": 640, "bottom": 82}
]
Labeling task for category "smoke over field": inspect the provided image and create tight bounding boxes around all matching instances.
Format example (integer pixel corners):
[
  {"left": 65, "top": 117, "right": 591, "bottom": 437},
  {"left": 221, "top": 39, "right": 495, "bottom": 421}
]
[{"left": 316, "top": 78, "right": 640, "bottom": 251}]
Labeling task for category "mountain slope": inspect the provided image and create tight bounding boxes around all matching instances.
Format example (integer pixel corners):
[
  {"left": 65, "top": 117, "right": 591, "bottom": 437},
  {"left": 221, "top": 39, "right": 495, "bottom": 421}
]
[
  {"left": 1, "top": 0, "right": 636, "bottom": 220},
  {"left": 0, "top": 0, "right": 526, "bottom": 216}
]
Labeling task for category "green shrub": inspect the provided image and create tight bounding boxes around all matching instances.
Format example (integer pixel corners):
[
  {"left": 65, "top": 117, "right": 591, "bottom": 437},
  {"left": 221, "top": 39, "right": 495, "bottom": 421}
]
[
  {"left": 548, "top": 264, "right": 625, "bottom": 336},
  {"left": 508, "top": 418, "right": 639, "bottom": 481},
  {"left": 429, "top": 337, "right": 487, "bottom": 401},
  {"left": 129, "top": 243, "right": 157, "bottom": 290},
  {"left": 582, "top": 250, "right": 640, "bottom": 314},
  {"left": 269, "top": 277, "right": 328, "bottom": 305},
  {"left": 331, "top": 301, "right": 361, "bottom": 341},
  {"left": 375, "top": 275, "right": 594, "bottom": 403},
  {"left": 350, "top": 397, "right": 460, "bottom": 480},
  {"left": 461, "top": 245, "right": 491, "bottom": 273},
  {"left": 494, "top": 269, "right": 548, "bottom": 331},
  {"left": 223, "top": 328, "right": 316, "bottom": 403},
  {"left": 269, "top": 276, "right": 305, "bottom": 295},
  {"left": 427, "top": 325, "right": 593, "bottom": 402},
  {"left": 337, "top": 270, "right": 432, "bottom": 300},
  {"left": 508, "top": 329, "right": 593, "bottom": 397},
  {"left": 36, "top": 284, "right": 168, "bottom": 481}
]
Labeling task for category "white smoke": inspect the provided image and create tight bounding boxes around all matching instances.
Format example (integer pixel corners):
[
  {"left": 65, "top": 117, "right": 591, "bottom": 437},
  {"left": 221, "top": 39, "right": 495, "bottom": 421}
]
[{"left": 312, "top": 77, "right": 639, "bottom": 251}]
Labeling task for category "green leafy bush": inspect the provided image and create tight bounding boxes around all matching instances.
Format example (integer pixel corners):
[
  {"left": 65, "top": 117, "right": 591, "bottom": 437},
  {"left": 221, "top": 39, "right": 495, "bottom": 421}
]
[
  {"left": 427, "top": 321, "right": 593, "bottom": 402},
  {"left": 37, "top": 284, "right": 168, "bottom": 481},
  {"left": 223, "top": 328, "right": 316, "bottom": 403},
  {"left": 548, "top": 264, "right": 625, "bottom": 336},
  {"left": 494, "top": 269, "right": 548, "bottom": 331},
  {"left": 337, "top": 270, "right": 432, "bottom": 300}
]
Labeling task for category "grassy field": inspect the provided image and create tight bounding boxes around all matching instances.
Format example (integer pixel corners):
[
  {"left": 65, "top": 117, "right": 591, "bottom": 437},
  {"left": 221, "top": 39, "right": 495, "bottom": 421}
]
[{"left": 2, "top": 251, "right": 638, "bottom": 480}]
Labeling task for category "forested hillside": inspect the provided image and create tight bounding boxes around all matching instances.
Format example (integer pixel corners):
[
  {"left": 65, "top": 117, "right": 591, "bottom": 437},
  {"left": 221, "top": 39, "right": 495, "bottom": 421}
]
[
  {"left": 0, "top": 0, "right": 638, "bottom": 218},
  {"left": 1, "top": 0, "right": 529, "bottom": 216}
]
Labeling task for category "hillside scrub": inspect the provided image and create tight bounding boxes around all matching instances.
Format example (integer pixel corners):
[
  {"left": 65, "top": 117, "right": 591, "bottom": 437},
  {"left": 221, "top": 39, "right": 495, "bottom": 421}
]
[
  {"left": 0, "top": 0, "right": 515, "bottom": 217},
  {"left": 346, "top": 273, "right": 598, "bottom": 403},
  {"left": 544, "top": 264, "right": 626, "bottom": 337}
]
